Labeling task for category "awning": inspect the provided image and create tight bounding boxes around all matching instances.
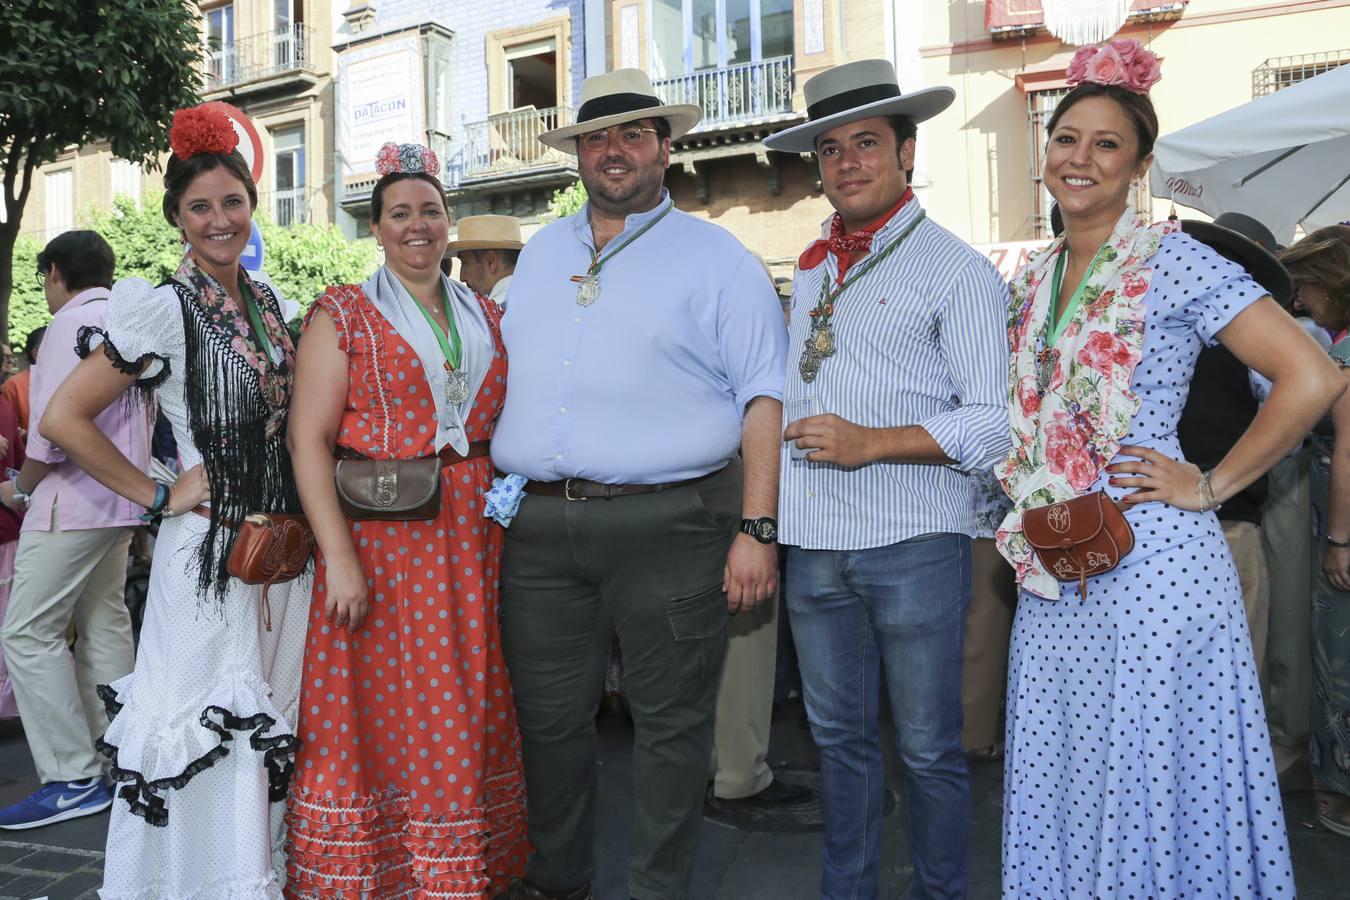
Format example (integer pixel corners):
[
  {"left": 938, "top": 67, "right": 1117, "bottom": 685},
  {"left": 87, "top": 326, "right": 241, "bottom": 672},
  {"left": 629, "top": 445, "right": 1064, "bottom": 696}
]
[{"left": 986, "top": 0, "right": 1186, "bottom": 38}]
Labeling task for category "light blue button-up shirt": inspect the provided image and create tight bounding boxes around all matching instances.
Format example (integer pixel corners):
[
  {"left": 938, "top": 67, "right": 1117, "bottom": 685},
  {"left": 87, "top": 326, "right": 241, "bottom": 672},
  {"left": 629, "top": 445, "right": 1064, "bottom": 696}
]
[
  {"left": 779, "top": 198, "right": 1012, "bottom": 550},
  {"left": 492, "top": 190, "right": 788, "bottom": 484}
]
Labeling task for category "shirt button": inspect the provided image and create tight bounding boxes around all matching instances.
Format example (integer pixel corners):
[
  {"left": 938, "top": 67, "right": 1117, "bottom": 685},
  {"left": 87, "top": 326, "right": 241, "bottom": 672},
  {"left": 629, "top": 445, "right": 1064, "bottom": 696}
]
[
  {"left": 574, "top": 316, "right": 582, "bottom": 324},
  {"left": 555, "top": 453, "right": 564, "bottom": 460},
  {"left": 559, "top": 407, "right": 568, "bottom": 414},
  {"left": 562, "top": 360, "right": 571, "bottom": 367}
]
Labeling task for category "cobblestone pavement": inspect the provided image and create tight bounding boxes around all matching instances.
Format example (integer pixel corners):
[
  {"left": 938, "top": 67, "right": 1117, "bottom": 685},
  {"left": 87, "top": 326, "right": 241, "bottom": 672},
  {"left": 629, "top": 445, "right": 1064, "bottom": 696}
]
[{"left": 3, "top": 709, "right": 1350, "bottom": 899}]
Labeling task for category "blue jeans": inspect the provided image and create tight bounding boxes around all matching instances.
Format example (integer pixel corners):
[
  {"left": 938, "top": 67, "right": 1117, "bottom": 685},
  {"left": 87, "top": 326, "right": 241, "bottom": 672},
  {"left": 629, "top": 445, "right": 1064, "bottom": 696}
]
[{"left": 787, "top": 534, "right": 972, "bottom": 900}]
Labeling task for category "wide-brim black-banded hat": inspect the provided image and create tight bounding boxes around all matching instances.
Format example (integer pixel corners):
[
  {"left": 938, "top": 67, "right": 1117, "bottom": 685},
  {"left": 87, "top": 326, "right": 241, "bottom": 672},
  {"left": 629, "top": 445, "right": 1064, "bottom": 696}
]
[
  {"left": 1181, "top": 212, "right": 1294, "bottom": 307},
  {"left": 762, "top": 59, "right": 955, "bottom": 154},
  {"left": 539, "top": 68, "right": 702, "bottom": 153}
]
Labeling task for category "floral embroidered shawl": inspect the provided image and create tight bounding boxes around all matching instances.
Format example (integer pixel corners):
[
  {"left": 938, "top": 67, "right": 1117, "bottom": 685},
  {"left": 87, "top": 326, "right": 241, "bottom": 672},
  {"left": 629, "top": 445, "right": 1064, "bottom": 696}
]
[{"left": 994, "top": 206, "right": 1178, "bottom": 599}]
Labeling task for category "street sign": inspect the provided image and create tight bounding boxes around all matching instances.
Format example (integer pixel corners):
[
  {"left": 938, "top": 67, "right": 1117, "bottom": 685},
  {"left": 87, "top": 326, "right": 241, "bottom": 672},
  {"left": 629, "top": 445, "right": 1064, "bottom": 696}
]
[
  {"left": 201, "top": 100, "right": 265, "bottom": 184},
  {"left": 240, "top": 220, "right": 265, "bottom": 272}
]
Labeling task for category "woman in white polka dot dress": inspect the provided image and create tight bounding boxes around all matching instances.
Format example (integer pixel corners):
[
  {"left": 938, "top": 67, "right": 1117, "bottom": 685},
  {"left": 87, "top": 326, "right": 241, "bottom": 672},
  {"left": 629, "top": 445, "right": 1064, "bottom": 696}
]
[{"left": 994, "top": 41, "right": 1343, "bottom": 898}]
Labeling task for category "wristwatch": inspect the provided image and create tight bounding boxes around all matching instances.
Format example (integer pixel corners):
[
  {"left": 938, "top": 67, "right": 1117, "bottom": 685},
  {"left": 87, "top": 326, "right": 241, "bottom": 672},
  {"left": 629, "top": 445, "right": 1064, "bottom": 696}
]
[{"left": 740, "top": 517, "right": 778, "bottom": 544}]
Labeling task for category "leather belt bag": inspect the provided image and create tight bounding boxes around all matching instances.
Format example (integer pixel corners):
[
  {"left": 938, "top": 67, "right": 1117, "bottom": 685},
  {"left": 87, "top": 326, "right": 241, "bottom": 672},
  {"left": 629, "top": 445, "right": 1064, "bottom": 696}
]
[
  {"left": 524, "top": 467, "right": 722, "bottom": 501},
  {"left": 334, "top": 442, "right": 489, "bottom": 521},
  {"left": 1021, "top": 490, "right": 1135, "bottom": 600},
  {"left": 194, "top": 506, "right": 314, "bottom": 631}
]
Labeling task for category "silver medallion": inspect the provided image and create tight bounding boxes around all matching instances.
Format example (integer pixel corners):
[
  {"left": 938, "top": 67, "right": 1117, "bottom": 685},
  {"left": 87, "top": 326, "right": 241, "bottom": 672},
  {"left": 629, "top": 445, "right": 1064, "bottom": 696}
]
[
  {"left": 576, "top": 275, "right": 601, "bottom": 307},
  {"left": 799, "top": 346, "right": 823, "bottom": 383},
  {"left": 444, "top": 368, "right": 471, "bottom": 406}
]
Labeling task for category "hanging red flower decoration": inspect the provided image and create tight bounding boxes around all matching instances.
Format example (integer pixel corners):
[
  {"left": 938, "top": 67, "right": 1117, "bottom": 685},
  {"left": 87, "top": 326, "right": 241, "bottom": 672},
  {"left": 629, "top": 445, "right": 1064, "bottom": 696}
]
[{"left": 169, "top": 106, "right": 239, "bottom": 159}]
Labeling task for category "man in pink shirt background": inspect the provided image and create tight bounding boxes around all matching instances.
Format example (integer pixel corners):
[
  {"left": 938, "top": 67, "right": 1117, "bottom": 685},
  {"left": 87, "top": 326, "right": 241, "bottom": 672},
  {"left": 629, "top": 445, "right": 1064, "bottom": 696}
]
[{"left": 0, "top": 230, "right": 152, "bottom": 830}]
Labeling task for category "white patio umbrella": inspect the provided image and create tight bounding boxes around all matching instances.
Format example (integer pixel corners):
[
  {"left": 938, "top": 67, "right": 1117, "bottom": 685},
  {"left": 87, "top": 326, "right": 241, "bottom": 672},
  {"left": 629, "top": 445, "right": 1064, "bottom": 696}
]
[{"left": 1149, "top": 64, "right": 1350, "bottom": 244}]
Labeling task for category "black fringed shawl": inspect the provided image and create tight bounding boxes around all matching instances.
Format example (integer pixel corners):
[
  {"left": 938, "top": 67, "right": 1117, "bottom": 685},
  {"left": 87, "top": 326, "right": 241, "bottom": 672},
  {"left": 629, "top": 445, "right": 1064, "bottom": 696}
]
[{"left": 79, "top": 277, "right": 301, "bottom": 601}]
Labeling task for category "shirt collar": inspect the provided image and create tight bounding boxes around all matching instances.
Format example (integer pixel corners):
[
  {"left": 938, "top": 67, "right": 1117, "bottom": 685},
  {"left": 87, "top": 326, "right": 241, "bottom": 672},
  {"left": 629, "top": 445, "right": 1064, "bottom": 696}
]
[
  {"left": 54, "top": 286, "right": 111, "bottom": 316},
  {"left": 870, "top": 192, "right": 924, "bottom": 244},
  {"left": 572, "top": 188, "right": 675, "bottom": 248},
  {"left": 489, "top": 274, "right": 512, "bottom": 302}
]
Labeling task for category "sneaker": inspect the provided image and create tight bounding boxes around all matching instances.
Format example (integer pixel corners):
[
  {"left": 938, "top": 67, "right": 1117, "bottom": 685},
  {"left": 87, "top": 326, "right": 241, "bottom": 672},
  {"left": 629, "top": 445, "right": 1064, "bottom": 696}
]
[{"left": 0, "top": 778, "right": 113, "bottom": 830}]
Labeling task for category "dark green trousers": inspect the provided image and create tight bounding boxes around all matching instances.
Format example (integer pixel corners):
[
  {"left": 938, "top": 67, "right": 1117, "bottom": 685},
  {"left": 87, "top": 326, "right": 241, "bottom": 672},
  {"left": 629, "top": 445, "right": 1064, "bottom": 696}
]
[{"left": 501, "top": 462, "right": 740, "bottom": 900}]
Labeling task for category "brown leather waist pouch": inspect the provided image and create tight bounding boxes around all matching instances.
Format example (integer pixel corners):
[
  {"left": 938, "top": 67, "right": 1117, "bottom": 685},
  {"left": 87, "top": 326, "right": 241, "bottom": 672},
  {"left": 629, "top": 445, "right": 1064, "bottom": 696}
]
[
  {"left": 333, "top": 442, "right": 489, "bottom": 521},
  {"left": 1021, "top": 490, "right": 1135, "bottom": 600},
  {"left": 213, "top": 510, "right": 314, "bottom": 631}
]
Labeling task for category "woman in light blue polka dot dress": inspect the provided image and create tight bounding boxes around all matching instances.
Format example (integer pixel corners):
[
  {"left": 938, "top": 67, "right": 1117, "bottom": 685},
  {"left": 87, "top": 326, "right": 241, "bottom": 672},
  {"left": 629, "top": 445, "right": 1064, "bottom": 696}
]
[{"left": 994, "top": 41, "right": 1344, "bottom": 898}]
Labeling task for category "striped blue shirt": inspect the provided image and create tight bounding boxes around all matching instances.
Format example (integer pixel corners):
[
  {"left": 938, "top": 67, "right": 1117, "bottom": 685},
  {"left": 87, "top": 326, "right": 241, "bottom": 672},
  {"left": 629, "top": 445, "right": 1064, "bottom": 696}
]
[{"left": 779, "top": 198, "right": 1012, "bottom": 550}]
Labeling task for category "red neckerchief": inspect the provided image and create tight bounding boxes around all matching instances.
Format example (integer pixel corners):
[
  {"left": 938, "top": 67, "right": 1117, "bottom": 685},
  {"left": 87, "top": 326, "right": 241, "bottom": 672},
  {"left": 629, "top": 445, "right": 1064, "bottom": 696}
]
[{"left": 798, "top": 188, "right": 914, "bottom": 285}]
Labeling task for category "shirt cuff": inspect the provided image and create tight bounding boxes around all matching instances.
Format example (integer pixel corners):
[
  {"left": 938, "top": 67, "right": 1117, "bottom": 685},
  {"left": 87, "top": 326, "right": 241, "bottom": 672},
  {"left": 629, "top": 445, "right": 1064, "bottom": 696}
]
[
  {"left": 733, "top": 381, "right": 784, "bottom": 414},
  {"left": 918, "top": 411, "right": 996, "bottom": 474},
  {"left": 25, "top": 432, "right": 65, "bottom": 464}
]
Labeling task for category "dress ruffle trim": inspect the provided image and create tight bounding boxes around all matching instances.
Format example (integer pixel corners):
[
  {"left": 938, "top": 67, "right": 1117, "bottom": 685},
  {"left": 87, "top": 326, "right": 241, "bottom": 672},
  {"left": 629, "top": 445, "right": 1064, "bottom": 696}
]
[
  {"left": 97, "top": 872, "right": 282, "bottom": 900},
  {"left": 96, "top": 670, "right": 299, "bottom": 828},
  {"left": 75, "top": 325, "right": 171, "bottom": 391},
  {"left": 285, "top": 762, "right": 529, "bottom": 897}
]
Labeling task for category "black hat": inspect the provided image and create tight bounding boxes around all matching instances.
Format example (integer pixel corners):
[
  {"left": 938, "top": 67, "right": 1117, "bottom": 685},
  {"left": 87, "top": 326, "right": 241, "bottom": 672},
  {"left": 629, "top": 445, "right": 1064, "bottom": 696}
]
[{"left": 1181, "top": 212, "right": 1294, "bottom": 306}]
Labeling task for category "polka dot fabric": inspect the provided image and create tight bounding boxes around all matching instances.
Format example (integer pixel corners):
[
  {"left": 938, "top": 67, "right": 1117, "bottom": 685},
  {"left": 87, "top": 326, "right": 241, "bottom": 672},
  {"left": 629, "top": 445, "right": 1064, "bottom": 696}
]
[
  {"left": 286, "top": 285, "right": 528, "bottom": 899},
  {"left": 1002, "top": 233, "right": 1296, "bottom": 898}
]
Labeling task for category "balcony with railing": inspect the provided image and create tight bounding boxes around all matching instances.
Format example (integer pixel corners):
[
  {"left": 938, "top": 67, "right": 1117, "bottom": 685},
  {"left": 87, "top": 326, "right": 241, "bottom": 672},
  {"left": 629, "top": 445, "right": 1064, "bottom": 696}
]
[
  {"left": 261, "top": 188, "right": 309, "bottom": 227},
  {"left": 459, "top": 106, "right": 576, "bottom": 183},
  {"left": 206, "top": 24, "right": 317, "bottom": 94},
  {"left": 651, "top": 56, "right": 795, "bottom": 132}
]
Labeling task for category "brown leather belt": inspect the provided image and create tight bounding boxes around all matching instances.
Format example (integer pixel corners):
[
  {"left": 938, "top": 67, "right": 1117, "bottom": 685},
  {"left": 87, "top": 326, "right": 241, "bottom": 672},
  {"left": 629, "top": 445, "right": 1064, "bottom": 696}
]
[
  {"left": 524, "top": 466, "right": 723, "bottom": 501},
  {"left": 334, "top": 441, "right": 491, "bottom": 467}
]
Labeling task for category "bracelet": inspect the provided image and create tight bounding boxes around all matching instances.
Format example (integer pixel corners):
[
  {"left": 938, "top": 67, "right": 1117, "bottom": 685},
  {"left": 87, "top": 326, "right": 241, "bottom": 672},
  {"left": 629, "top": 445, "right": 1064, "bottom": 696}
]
[
  {"left": 140, "top": 481, "right": 170, "bottom": 523},
  {"left": 1328, "top": 536, "right": 1350, "bottom": 549},
  {"left": 1197, "top": 469, "right": 1222, "bottom": 512}
]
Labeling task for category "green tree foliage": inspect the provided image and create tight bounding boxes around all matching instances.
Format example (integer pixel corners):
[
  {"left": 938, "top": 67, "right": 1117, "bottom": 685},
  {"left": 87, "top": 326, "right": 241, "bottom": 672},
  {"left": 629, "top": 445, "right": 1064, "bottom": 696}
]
[
  {"left": 549, "top": 181, "right": 589, "bottom": 219},
  {"left": 6, "top": 194, "right": 379, "bottom": 347},
  {"left": 0, "top": 0, "right": 202, "bottom": 340}
]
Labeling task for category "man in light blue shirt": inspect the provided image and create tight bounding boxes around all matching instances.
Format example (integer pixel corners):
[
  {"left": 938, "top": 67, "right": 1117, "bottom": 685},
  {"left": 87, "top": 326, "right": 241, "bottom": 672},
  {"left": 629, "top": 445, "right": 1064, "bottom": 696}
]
[
  {"left": 765, "top": 61, "right": 1012, "bottom": 900},
  {"left": 491, "top": 68, "right": 787, "bottom": 900}
]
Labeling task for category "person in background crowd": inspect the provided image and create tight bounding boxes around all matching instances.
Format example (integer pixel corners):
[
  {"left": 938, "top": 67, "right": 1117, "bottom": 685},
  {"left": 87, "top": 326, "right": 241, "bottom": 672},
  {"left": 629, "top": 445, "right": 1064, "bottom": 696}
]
[
  {"left": 285, "top": 142, "right": 530, "bottom": 897},
  {"left": 707, "top": 257, "right": 811, "bottom": 820},
  {"left": 961, "top": 472, "right": 1017, "bottom": 763},
  {"left": 1279, "top": 224, "right": 1350, "bottom": 837},
  {"left": 1, "top": 325, "right": 45, "bottom": 432},
  {"left": 0, "top": 230, "right": 147, "bottom": 832},
  {"left": 0, "top": 394, "right": 25, "bottom": 720},
  {"left": 491, "top": 68, "right": 786, "bottom": 900},
  {"left": 769, "top": 59, "right": 1011, "bottom": 899},
  {"left": 995, "top": 41, "right": 1340, "bottom": 896},
  {"left": 447, "top": 214, "right": 524, "bottom": 309},
  {"left": 38, "top": 105, "right": 310, "bottom": 896},
  {"left": 0, "top": 345, "right": 17, "bottom": 382},
  {"left": 1176, "top": 211, "right": 1298, "bottom": 676}
]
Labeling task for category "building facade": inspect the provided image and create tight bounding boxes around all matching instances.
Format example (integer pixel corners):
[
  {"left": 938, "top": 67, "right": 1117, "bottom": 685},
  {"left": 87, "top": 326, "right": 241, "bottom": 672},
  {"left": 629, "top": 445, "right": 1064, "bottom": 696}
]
[
  {"left": 19, "top": 0, "right": 341, "bottom": 243},
  {"left": 911, "top": 0, "right": 1350, "bottom": 256}
]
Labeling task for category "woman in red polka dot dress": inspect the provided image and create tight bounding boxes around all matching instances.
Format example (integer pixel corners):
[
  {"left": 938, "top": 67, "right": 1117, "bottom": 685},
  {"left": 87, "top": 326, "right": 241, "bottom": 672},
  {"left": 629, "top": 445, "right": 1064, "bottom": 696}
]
[{"left": 284, "top": 143, "right": 528, "bottom": 898}]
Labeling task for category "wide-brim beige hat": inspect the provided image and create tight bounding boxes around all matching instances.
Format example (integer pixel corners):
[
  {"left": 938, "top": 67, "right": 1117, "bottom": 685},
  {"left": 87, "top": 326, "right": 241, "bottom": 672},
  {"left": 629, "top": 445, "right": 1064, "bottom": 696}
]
[
  {"left": 445, "top": 214, "right": 525, "bottom": 255},
  {"left": 539, "top": 68, "right": 702, "bottom": 153},
  {"left": 763, "top": 59, "right": 954, "bottom": 154}
]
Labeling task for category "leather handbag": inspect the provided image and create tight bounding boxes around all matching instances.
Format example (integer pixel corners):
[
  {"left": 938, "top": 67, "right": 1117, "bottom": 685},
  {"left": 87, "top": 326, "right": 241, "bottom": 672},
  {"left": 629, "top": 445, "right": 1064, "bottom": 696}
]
[
  {"left": 334, "top": 456, "right": 441, "bottom": 521},
  {"left": 224, "top": 512, "right": 315, "bottom": 630},
  {"left": 1021, "top": 491, "right": 1135, "bottom": 600}
]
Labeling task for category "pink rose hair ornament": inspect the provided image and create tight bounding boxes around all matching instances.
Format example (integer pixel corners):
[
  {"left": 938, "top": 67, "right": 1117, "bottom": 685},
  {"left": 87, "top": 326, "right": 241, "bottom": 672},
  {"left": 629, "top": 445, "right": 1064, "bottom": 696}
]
[
  {"left": 1065, "top": 38, "right": 1162, "bottom": 94},
  {"left": 374, "top": 142, "right": 441, "bottom": 177}
]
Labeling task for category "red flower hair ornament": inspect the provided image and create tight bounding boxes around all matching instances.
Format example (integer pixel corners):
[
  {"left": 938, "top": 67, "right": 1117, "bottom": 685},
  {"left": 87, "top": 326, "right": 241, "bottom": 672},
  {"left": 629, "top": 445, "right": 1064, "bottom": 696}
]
[
  {"left": 169, "top": 105, "right": 239, "bottom": 159},
  {"left": 1065, "top": 39, "right": 1161, "bottom": 95},
  {"left": 375, "top": 142, "right": 441, "bottom": 178}
]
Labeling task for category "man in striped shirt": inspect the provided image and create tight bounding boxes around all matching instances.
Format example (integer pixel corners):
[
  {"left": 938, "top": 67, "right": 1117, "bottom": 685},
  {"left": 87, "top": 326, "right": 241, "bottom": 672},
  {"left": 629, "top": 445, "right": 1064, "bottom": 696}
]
[{"left": 765, "top": 61, "right": 1011, "bottom": 900}]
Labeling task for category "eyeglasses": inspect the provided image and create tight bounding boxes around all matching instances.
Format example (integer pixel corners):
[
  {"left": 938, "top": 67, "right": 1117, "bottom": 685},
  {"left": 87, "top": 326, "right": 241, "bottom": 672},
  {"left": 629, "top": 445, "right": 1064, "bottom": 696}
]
[
  {"left": 35, "top": 269, "right": 48, "bottom": 287},
  {"left": 578, "top": 125, "right": 659, "bottom": 151}
]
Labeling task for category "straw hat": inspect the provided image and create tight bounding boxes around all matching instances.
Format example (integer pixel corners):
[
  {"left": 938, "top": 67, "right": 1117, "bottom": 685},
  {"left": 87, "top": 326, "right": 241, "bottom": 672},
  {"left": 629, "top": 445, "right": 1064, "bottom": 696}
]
[
  {"left": 538, "top": 68, "right": 701, "bottom": 153},
  {"left": 444, "top": 215, "right": 525, "bottom": 256},
  {"left": 763, "top": 60, "right": 954, "bottom": 154}
]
